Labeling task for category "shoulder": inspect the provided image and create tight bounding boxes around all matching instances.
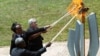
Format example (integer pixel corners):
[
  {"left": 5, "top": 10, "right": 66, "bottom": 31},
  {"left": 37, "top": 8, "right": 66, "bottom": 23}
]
[
  {"left": 12, "top": 48, "right": 25, "bottom": 52},
  {"left": 27, "top": 27, "right": 33, "bottom": 31},
  {"left": 12, "top": 33, "right": 17, "bottom": 40}
]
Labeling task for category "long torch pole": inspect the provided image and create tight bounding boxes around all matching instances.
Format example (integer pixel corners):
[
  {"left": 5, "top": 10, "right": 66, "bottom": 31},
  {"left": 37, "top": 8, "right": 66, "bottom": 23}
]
[
  {"left": 50, "top": 6, "right": 77, "bottom": 28},
  {"left": 50, "top": 15, "right": 77, "bottom": 42}
]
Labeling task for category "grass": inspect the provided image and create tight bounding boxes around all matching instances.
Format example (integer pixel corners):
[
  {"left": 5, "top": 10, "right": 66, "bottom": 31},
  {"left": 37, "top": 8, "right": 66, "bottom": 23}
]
[{"left": 0, "top": 0, "right": 100, "bottom": 46}]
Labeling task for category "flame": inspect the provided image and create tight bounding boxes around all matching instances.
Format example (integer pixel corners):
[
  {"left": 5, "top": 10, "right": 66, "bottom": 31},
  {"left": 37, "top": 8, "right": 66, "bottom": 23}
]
[{"left": 67, "top": 0, "right": 84, "bottom": 19}]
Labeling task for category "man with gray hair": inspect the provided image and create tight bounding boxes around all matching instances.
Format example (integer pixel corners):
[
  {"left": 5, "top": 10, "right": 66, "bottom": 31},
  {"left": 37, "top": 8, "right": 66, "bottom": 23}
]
[
  {"left": 11, "top": 37, "right": 51, "bottom": 56},
  {"left": 27, "top": 18, "right": 50, "bottom": 56}
]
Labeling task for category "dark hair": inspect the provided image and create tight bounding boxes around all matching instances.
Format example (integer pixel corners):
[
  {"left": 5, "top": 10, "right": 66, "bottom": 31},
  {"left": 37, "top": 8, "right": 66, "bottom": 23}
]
[
  {"left": 11, "top": 22, "right": 21, "bottom": 33},
  {"left": 11, "top": 22, "right": 17, "bottom": 32}
]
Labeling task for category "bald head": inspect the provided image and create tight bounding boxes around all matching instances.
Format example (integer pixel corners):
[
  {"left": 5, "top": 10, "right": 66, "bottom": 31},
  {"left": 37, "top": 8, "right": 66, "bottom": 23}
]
[{"left": 15, "top": 37, "right": 26, "bottom": 48}]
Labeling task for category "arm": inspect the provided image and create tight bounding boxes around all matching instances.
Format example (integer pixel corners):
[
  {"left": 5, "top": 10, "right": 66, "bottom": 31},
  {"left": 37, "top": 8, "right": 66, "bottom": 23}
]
[
  {"left": 28, "top": 32, "right": 41, "bottom": 40},
  {"left": 26, "top": 25, "right": 50, "bottom": 37},
  {"left": 27, "top": 25, "right": 50, "bottom": 40},
  {"left": 22, "top": 42, "right": 51, "bottom": 56},
  {"left": 10, "top": 40, "right": 15, "bottom": 55},
  {"left": 22, "top": 48, "right": 46, "bottom": 56},
  {"left": 10, "top": 34, "right": 16, "bottom": 55},
  {"left": 22, "top": 49, "right": 37, "bottom": 56},
  {"left": 35, "top": 47, "right": 46, "bottom": 56},
  {"left": 35, "top": 42, "right": 52, "bottom": 56},
  {"left": 23, "top": 27, "right": 46, "bottom": 41},
  {"left": 26, "top": 27, "right": 46, "bottom": 37}
]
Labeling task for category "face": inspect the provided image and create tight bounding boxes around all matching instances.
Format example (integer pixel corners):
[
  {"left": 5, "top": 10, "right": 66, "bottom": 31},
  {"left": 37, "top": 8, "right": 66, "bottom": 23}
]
[
  {"left": 30, "top": 22, "right": 38, "bottom": 28},
  {"left": 15, "top": 24, "right": 23, "bottom": 34}
]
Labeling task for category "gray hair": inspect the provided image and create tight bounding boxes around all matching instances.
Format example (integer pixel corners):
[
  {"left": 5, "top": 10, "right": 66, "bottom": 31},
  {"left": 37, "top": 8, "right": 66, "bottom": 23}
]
[{"left": 28, "top": 18, "right": 37, "bottom": 25}]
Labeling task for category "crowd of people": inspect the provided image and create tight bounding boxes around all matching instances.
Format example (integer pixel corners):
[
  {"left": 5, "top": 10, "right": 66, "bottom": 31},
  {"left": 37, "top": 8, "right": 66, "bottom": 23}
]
[{"left": 10, "top": 18, "right": 52, "bottom": 56}]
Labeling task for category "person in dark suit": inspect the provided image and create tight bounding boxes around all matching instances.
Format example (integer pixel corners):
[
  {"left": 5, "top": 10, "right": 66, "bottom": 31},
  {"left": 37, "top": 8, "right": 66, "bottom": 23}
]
[
  {"left": 10, "top": 22, "right": 25, "bottom": 55},
  {"left": 11, "top": 37, "right": 51, "bottom": 56},
  {"left": 27, "top": 18, "right": 50, "bottom": 56}
]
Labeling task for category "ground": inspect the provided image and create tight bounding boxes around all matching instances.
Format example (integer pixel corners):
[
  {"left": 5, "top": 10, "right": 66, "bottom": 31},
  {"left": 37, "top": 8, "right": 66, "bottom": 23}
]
[{"left": 0, "top": 39, "right": 100, "bottom": 56}]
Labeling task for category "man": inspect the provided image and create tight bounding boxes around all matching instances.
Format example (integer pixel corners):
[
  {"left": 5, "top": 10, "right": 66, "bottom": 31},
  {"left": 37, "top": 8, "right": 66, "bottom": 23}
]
[
  {"left": 27, "top": 18, "right": 50, "bottom": 55},
  {"left": 11, "top": 37, "right": 51, "bottom": 56}
]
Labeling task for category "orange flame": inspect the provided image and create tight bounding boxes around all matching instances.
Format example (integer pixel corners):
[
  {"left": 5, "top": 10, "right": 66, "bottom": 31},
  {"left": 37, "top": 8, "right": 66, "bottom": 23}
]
[{"left": 67, "top": 0, "right": 84, "bottom": 19}]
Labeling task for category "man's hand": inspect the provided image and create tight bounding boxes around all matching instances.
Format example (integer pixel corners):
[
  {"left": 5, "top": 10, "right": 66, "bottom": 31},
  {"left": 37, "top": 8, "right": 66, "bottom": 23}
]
[
  {"left": 42, "top": 25, "right": 51, "bottom": 33},
  {"left": 28, "top": 32, "right": 41, "bottom": 40},
  {"left": 45, "top": 42, "right": 52, "bottom": 48},
  {"left": 44, "top": 25, "right": 51, "bottom": 29}
]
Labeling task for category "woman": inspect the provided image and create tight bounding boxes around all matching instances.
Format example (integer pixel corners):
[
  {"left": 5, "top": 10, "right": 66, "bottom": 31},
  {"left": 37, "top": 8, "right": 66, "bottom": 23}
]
[{"left": 10, "top": 22, "right": 25, "bottom": 55}]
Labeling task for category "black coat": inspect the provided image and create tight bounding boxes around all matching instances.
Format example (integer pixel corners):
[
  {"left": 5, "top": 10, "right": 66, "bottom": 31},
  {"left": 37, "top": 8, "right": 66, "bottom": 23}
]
[
  {"left": 10, "top": 32, "right": 25, "bottom": 55},
  {"left": 10, "top": 28, "right": 46, "bottom": 55},
  {"left": 11, "top": 47, "right": 46, "bottom": 56},
  {"left": 27, "top": 27, "right": 44, "bottom": 52}
]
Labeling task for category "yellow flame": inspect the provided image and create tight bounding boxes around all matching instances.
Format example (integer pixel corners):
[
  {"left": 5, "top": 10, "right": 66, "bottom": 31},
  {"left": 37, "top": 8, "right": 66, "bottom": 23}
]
[{"left": 67, "top": 0, "right": 84, "bottom": 19}]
